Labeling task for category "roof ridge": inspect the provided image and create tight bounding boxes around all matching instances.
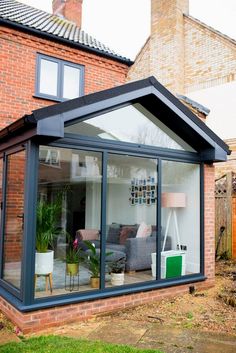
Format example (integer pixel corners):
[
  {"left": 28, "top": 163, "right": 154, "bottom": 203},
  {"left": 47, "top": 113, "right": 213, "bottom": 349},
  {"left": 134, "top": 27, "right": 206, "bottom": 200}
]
[{"left": 185, "top": 14, "right": 236, "bottom": 46}]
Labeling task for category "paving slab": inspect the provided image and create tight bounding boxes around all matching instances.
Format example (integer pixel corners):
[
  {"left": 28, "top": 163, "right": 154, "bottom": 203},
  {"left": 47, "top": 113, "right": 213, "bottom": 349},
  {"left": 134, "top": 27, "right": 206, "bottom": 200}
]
[
  {"left": 87, "top": 319, "right": 148, "bottom": 345},
  {"left": 136, "top": 326, "right": 236, "bottom": 353}
]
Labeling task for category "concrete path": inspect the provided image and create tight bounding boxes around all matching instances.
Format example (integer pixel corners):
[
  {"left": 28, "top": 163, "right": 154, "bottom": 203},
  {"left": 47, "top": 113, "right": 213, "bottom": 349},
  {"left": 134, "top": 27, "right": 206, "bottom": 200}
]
[
  {"left": 41, "top": 317, "right": 236, "bottom": 353},
  {"left": 1, "top": 316, "right": 236, "bottom": 352}
]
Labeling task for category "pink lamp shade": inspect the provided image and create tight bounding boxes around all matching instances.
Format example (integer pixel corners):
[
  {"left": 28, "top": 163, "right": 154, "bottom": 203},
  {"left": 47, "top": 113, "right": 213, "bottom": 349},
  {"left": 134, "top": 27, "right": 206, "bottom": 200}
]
[{"left": 162, "top": 192, "right": 186, "bottom": 208}]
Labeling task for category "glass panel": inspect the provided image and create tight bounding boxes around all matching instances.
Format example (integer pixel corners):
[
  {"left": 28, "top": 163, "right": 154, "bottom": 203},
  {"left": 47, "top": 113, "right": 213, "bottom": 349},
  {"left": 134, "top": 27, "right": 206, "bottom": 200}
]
[
  {"left": 105, "top": 154, "right": 157, "bottom": 287},
  {"left": 35, "top": 146, "right": 102, "bottom": 298},
  {"left": 2, "top": 150, "right": 26, "bottom": 289},
  {"left": 63, "top": 65, "right": 81, "bottom": 99},
  {"left": 161, "top": 161, "right": 200, "bottom": 279},
  {"left": 65, "top": 103, "right": 196, "bottom": 152},
  {"left": 39, "top": 59, "right": 58, "bottom": 96}
]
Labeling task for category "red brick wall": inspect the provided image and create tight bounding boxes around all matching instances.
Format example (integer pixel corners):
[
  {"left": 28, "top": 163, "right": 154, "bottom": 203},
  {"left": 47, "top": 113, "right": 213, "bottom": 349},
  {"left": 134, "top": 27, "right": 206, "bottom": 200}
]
[
  {"left": 3, "top": 151, "right": 25, "bottom": 263},
  {"left": 0, "top": 278, "right": 213, "bottom": 334},
  {"left": 0, "top": 25, "right": 128, "bottom": 129},
  {"left": 204, "top": 164, "right": 215, "bottom": 280}
]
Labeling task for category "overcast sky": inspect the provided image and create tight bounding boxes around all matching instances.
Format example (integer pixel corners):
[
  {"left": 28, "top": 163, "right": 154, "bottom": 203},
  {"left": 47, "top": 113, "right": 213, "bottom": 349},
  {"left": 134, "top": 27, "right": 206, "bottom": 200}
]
[{"left": 18, "top": 0, "right": 236, "bottom": 140}]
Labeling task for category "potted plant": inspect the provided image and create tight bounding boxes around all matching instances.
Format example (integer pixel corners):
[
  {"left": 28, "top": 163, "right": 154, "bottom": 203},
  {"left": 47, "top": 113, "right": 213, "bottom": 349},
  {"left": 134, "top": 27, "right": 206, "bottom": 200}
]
[
  {"left": 83, "top": 240, "right": 112, "bottom": 288},
  {"left": 35, "top": 196, "right": 62, "bottom": 276},
  {"left": 66, "top": 238, "right": 84, "bottom": 276},
  {"left": 108, "top": 257, "right": 126, "bottom": 286}
]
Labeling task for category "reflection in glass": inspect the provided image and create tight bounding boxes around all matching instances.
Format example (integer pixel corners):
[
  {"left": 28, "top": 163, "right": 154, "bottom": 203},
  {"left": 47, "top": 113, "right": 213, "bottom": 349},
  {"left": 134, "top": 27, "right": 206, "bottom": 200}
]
[
  {"left": 65, "top": 103, "right": 196, "bottom": 152},
  {"left": 3, "top": 150, "right": 26, "bottom": 289},
  {"left": 63, "top": 65, "right": 80, "bottom": 99},
  {"left": 39, "top": 59, "right": 58, "bottom": 96},
  {"left": 105, "top": 154, "right": 158, "bottom": 287},
  {"left": 161, "top": 161, "right": 200, "bottom": 279},
  {"left": 35, "top": 146, "right": 102, "bottom": 298}
]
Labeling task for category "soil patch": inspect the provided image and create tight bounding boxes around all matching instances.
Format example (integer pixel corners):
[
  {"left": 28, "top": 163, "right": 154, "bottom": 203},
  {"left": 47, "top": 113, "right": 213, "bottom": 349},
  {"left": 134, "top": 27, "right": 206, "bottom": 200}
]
[{"left": 102, "top": 260, "right": 236, "bottom": 336}]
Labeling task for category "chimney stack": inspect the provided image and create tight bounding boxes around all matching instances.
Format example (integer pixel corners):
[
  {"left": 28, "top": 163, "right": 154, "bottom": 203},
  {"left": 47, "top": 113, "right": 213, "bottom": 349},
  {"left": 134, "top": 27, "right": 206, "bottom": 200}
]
[
  {"left": 150, "top": 0, "right": 189, "bottom": 94},
  {"left": 52, "top": 0, "right": 83, "bottom": 28}
]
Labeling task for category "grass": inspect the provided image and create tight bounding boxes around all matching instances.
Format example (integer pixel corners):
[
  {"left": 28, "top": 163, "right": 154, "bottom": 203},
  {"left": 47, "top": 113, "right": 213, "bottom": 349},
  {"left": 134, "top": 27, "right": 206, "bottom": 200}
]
[{"left": 0, "top": 336, "right": 163, "bottom": 353}]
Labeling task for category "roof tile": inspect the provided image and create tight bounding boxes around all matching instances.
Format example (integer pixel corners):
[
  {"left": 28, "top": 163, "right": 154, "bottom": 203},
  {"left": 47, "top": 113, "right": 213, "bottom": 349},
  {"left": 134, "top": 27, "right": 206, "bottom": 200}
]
[{"left": 0, "top": 0, "right": 131, "bottom": 63}]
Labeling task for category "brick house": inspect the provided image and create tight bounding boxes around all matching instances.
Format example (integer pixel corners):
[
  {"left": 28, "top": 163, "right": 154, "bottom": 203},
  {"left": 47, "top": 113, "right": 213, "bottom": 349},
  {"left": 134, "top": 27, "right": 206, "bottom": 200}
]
[
  {"left": 128, "top": 0, "right": 236, "bottom": 257},
  {"left": 0, "top": 0, "right": 230, "bottom": 333},
  {"left": 128, "top": 0, "right": 236, "bottom": 96},
  {"left": 0, "top": 0, "right": 131, "bottom": 130}
]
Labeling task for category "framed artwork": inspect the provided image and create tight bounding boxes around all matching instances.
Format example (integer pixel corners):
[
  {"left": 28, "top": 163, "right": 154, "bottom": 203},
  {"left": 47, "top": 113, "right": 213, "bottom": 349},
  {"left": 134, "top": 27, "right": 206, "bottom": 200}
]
[{"left": 129, "top": 177, "right": 157, "bottom": 206}]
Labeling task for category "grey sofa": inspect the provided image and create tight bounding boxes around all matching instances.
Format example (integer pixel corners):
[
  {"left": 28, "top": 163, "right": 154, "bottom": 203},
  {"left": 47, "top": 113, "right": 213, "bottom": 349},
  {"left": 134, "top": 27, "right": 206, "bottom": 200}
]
[{"left": 77, "top": 224, "right": 171, "bottom": 272}]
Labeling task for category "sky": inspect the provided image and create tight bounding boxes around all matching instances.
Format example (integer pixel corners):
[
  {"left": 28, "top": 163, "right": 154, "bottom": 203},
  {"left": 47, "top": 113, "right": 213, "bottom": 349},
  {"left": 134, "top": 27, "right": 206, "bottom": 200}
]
[{"left": 18, "top": 0, "right": 236, "bottom": 140}]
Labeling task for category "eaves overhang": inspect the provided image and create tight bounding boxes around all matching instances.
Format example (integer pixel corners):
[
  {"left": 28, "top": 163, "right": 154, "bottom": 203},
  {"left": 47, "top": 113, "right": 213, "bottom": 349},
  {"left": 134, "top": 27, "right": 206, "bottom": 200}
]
[{"left": 0, "top": 77, "right": 230, "bottom": 163}]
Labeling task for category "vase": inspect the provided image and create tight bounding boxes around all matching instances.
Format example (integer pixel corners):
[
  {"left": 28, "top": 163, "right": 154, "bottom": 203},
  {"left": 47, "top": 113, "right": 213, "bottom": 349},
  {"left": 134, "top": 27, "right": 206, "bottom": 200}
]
[
  {"left": 35, "top": 250, "right": 54, "bottom": 275},
  {"left": 111, "top": 272, "right": 124, "bottom": 286},
  {"left": 90, "top": 276, "right": 100, "bottom": 288},
  {"left": 66, "top": 263, "right": 79, "bottom": 276}
]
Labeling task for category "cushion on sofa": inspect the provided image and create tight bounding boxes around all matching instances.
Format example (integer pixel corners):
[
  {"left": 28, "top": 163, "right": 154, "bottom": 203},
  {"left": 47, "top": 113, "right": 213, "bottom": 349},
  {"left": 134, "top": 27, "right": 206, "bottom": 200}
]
[
  {"left": 136, "top": 222, "right": 152, "bottom": 238},
  {"left": 77, "top": 229, "right": 99, "bottom": 241},
  {"left": 119, "top": 226, "right": 137, "bottom": 245},
  {"left": 106, "top": 223, "right": 121, "bottom": 244}
]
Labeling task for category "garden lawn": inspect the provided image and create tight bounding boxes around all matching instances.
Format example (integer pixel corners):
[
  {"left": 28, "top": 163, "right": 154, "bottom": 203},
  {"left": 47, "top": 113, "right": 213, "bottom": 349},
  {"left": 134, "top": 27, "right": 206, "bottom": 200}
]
[{"left": 0, "top": 335, "right": 163, "bottom": 353}]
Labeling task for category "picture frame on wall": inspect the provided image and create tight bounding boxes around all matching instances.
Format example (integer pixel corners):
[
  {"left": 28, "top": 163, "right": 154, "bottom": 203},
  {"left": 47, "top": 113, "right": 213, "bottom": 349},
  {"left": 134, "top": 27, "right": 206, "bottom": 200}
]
[{"left": 129, "top": 177, "right": 157, "bottom": 206}]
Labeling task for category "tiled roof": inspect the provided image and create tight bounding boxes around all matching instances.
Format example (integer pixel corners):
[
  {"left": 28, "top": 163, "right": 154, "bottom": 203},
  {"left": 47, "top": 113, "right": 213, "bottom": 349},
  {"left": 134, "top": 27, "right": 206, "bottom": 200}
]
[
  {"left": 0, "top": 0, "right": 132, "bottom": 64},
  {"left": 177, "top": 94, "right": 210, "bottom": 116}
]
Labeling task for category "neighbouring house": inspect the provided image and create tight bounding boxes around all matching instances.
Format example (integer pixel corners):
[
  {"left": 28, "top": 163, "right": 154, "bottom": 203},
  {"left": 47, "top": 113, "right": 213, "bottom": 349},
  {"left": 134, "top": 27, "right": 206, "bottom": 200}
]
[
  {"left": 0, "top": 75, "right": 230, "bottom": 333},
  {"left": 128, "top": 0, "right": 236, "bottom": 258},
  {"left": 128, "top": 0, "right": 236, "bottom": 95},
  {"left": 0, "top": 0, "right": 132, "bottom": 130}
]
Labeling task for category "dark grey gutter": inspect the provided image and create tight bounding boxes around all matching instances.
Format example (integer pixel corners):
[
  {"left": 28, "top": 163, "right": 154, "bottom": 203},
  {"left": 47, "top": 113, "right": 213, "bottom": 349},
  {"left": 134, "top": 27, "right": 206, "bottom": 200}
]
[
  {"left": 0, "top": 114, "right": 36, "bottom": 140},
  {"left": 0, "top": 18, "right": 133, "bottom": 66}
]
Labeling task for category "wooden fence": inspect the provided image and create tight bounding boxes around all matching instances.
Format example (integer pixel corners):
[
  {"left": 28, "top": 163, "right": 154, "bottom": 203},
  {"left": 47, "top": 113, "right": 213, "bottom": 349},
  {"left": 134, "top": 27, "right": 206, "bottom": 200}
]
[{"left": 215, "top": 172, "right": 236, "bottom": 258}]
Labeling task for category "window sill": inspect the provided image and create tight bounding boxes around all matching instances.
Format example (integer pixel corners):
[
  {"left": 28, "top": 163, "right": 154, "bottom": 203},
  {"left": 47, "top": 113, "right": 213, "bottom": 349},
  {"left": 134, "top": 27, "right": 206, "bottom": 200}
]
[{"left": 33, "top": 94, "right": 63, "bottom": 103}]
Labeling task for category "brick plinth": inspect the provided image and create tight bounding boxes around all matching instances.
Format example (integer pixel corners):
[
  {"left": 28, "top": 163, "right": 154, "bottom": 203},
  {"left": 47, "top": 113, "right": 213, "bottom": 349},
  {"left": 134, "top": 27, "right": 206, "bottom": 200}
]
[{"left": 0, "top": 278, "right": 214, "bottom": 334}]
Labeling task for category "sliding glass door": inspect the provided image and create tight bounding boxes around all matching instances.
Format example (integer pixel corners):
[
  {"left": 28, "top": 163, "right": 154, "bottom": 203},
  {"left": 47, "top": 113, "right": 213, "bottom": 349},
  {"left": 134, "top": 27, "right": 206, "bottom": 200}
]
[{"left": 105, "top": 154, "right": 158, "bottom": 287}]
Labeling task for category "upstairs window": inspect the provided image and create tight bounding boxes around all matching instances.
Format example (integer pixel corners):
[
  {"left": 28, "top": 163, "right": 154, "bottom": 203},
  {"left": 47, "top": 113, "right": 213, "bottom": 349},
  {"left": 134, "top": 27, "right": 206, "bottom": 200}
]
[{"left": 36, "top": 54, "right": 84, "bottom": 101}]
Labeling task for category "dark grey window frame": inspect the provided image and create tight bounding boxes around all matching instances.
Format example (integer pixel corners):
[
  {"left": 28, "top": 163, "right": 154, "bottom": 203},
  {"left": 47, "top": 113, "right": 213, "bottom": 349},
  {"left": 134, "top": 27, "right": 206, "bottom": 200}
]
[
  {"left": 35, "top": 54, "right": 85, "bottom": 102},
  {"left": 0, "top": 144, "right": 28, "bottom": 301},
  {"left": 25, "top": 138, "right": 204, "bottom": 307}
]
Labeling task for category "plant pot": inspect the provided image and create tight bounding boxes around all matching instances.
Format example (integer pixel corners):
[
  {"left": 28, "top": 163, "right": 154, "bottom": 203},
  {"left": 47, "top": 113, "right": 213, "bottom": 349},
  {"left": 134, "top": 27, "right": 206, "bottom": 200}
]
[
  {"left": 111, "top": 272, "right": 124, "bottom": 286},
  {"left": 66, "top": 263, "right": 79, "bottom": 276},
  {"left": 35, "top": 250, "right": 54, "bottom": 275},
  {"left": 90, "top": 276, "right": 100, "bottom": 288}
]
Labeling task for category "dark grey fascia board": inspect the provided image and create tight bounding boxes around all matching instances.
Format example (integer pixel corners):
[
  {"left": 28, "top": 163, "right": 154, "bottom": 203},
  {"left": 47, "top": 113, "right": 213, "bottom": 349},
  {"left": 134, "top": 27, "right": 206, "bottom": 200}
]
[
  {"left": 0, "top": 18, "right": 133, "bottom": 66},
  {"left": 34, "top": 86, "right": 153, "bottom": 137},
  {"left": 149, "top": 77, "right": 229, "bottom": 154},
  {"left": 37, "top": 114, "right": 64, "bottom": 138},
  {"left": 62, "top": 87, "right": 153, "bottom": 123},
  {"left": 200, "top": 145, "right": 228, "bottom": 163},
  {"left": 149, "top": 86, "right": 221, "bottom": 153}
]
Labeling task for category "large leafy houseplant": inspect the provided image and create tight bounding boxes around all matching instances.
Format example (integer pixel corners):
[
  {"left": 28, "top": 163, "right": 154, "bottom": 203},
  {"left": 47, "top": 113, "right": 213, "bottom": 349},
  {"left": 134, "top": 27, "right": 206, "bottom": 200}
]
[
  {"left": 36, "top": 197, "right": 62, "bottom": 253},
  {"left": 35, "top": 196, "right": 62, "bottom": 276}
]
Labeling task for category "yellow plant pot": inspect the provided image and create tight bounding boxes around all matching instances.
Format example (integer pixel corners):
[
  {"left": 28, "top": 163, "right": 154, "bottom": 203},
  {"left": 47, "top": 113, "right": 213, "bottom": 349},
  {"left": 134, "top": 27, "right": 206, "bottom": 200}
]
[
  {"left": 90, "top": 277, "right": 100, "bottom": 288},
  {"left": 66, "top": 263, "right": 79, "bottom": 276}
]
